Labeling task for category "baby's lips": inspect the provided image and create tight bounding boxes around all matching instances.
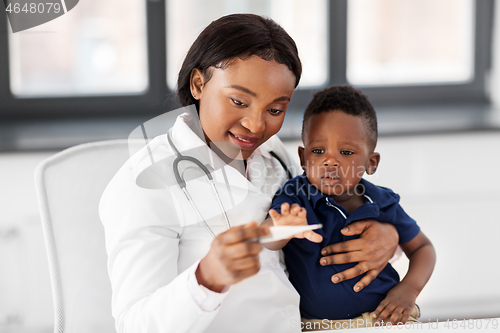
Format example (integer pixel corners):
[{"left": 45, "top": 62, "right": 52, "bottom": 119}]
[
  {"left": 321, "top": 173, "right": 340, "bottom": 179},
  {"left": 322, "top": 170, "right": 340, "bottom": 179}
]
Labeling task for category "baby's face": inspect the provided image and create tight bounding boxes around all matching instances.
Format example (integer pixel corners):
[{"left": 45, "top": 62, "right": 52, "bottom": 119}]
[{"left": 299, "top": 111, "right": 379, "bottom": 199}]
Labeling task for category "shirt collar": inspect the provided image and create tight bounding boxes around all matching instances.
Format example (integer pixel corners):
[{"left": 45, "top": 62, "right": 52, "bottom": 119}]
[
  {"left": 249, "top": 140, "right": 273, "bottom": 160},
  {"left": 358, "top": 178, "right": 400, "bottom": 209},
  {"left": 171, "top": 112, "right": 208, "bottom": 153}
]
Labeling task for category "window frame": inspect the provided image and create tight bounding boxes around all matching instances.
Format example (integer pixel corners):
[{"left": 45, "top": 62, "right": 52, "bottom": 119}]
[
  {"left": 0, "top": 0, "right": 172, "bottom": 120},
  {"left": 341, "top": 0, "right": 494, "bottom": 107},
  {"left": 0, "top": 0, "right": 494, "bottom": 121}
]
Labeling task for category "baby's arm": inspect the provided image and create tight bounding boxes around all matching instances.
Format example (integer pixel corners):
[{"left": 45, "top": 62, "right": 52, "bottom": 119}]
[
  {"left": 372, "top": 231, "right": 436, "bottom": 325},
  {"left": 262, "top": 202, "right": 322, "bottom": 251}
]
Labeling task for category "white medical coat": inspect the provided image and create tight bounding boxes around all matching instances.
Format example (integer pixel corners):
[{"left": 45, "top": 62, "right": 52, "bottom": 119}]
[{"left": 99, "top": 113, "right": 303, "bottom": 333}]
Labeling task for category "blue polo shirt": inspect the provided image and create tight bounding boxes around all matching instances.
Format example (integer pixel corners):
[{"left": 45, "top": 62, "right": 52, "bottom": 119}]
[{"left": 270, "top": 173, "right": 420, "bottom": 320}]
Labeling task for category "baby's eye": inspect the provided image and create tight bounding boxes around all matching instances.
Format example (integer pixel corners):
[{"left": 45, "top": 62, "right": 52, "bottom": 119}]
[
  {"left": 341, "top": 150, "right": 354, "bottom": 156},
  {"left": 231, "top": 98, "right": 245, "bottom": 107},
  {"left": 312, "top": 149, "right": 324, "bottom": 154},
  {"left": 268, "top": 108, "right": 283, "bottom": 116}
]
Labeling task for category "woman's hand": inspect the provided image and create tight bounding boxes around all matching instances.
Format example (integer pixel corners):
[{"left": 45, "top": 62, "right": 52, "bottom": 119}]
[
  {"left": 196, "top": 222, "right": 270, "bottom": 292},
  {"left": 319, "top": 220, "right": 398, "bottom": 292}
]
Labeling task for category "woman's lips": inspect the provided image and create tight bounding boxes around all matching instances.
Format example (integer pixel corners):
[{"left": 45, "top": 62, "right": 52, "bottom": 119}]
[{"left": 229, "top": 132, "right": 260, "bottom": 150}]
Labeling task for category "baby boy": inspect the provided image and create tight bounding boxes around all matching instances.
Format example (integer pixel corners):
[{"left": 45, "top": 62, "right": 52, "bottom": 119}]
[{"left": 263, "top": 85, "right": 435, "bottom": 329}]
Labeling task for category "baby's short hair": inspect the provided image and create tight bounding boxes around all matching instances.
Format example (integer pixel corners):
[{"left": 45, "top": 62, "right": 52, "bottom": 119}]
[{"left": 302, "top": 85, "right": 378, "bottom": 150}]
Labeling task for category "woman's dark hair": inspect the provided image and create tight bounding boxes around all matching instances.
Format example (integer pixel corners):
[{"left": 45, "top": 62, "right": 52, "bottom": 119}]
[{"left": 177, "top": 14, "right": 302, "bottom": 107}]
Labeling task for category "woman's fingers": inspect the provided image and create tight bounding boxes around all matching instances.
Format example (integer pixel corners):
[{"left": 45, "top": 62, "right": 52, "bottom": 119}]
[
  {"left": 197, "top": 222, "right": 270, "bottom": 290},
  {"left": 217, "top": 222, "right": 270, "bottom": 245},
  {"left": 221, "top": 240, "right": 263, "bottom": 281},
  {"left": 229, "top": 255, "right": 261, "bottom": 271},
  {"left": 327, "top": 263, "right": 371, "bottom": 285},
  {"left": 353, "top": 269, "right": 379, "bottom": 292},
  {"left": 321, "top": 239, "right": 365, "bottom": 257},
  {"left": 225, "top": 240, "right": 263, "bottom": 259},
  {"left": 339, "top": 220, "right": 374, "bottom": 236},
  {"left": 320, "top": 221, "right": 398, "bottom": 288},
  {"left": 320, "top": 249, "right": 365, "bottom": 265}
]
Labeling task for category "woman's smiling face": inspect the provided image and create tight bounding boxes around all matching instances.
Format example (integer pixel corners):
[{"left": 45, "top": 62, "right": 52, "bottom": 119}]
[{"left": 190, "top": 55, "right": 296, "bottom": 160}]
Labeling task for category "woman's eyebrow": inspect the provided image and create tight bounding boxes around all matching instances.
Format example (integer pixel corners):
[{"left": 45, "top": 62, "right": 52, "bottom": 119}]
[
  {"left": 225, "top": 85, "right": 291, "bottom": 102},
  {"left": 225, "top": 85, "right": 257, "bottom": 96}
]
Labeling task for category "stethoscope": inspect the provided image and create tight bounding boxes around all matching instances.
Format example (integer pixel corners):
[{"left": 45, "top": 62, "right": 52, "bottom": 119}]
[{"left": 166, "top": 129, "right": 292, "bottom": 238}]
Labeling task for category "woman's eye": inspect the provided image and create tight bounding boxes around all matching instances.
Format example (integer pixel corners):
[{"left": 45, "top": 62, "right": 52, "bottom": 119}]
[
  {"left": 268, "top": 108, "right": 283, "bottom": 115},
  {"left": 231, "top": 98, "right": 245, "bottom": 106},
  {"left": 341, "top": 150, "right": 354, "bottom": 156},
  {"left": 312, "top": 149, "right": 324, "bottom": 154}
]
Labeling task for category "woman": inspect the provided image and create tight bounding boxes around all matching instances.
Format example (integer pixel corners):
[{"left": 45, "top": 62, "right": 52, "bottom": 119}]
[{"left": 100, "top": 14, "right": 398, "bottom": 333}]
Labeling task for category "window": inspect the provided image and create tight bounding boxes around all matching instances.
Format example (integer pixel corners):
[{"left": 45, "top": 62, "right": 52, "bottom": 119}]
[
  {"left": 344, "top": 0, "right": 493, "bottom": 105},
  {"left": 166, "top": 0, "right": 328, "bottom": 89},
  {"left": 0, "top": 1, "right": 166, "bottom": 117},
  {"left": 0, "top": 1, "right": 494, "bottom": 124},
  {"left": 347, "top": 0, "right": 475, "bottom": 86},
  {"left": 8, "top": 0, "right": 148, "bottom": 97}
]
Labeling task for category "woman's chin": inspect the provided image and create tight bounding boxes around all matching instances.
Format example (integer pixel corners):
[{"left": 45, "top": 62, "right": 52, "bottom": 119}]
[{"left": 209, "top": 141, "right": 245, "bottom": 161}]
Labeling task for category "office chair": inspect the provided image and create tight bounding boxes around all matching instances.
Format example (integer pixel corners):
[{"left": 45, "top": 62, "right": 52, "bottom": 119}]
[{"left": 35, "top": 140, "right": 141, "bottom": 333}]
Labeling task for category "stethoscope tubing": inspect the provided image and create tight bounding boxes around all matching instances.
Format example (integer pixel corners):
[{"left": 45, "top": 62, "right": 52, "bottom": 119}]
[{"left": 167, "top": 129, "right": 231, "bottom": 237}]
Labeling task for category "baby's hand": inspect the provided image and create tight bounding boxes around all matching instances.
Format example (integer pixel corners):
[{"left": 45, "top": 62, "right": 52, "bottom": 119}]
[
  {"left": 268, "top": 203, "right": 322, "bottom": 243},
  {"left": 372, "top": 283, "right": 418, "bottom": 325}
]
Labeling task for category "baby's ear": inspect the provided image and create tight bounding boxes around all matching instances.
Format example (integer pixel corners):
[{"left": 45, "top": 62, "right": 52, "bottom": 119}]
[
  {"left": 298, "top": 146, "right": 305, "bottom": 170},
  {"left": 367, "top": 152, "right": 380, "bottom": 175}
]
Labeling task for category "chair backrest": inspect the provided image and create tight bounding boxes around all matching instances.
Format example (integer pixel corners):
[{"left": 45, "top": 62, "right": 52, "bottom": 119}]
[{"left": 35, "top": 140, "right": 138, "bottom": 333}]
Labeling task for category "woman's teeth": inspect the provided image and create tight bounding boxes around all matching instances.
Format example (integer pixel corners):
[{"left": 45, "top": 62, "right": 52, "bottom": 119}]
[{"left": 235, "top": 136, "right": 251, "bottom": 142}]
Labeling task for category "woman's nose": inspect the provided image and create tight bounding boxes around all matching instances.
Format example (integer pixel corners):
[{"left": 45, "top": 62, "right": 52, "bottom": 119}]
[{"left": 241, "top": 110, "right": 265, "bottom": 133}]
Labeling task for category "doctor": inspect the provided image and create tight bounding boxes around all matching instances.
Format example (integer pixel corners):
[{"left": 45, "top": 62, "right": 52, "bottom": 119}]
[{"left": 99, "top": 14, "right": 399, "bottom": 333}]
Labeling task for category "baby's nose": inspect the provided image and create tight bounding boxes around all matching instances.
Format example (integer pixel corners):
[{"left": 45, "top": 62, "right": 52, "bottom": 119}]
[{"left": 323, "top": 154, "right": 340, "bottom": 167}]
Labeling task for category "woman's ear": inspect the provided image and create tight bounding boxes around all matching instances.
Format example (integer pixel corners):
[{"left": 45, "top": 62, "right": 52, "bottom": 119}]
[
  {"left": 367, "top": 152, "right": 380, "bottom": 175},
  {"left": 298, "top": 146, "right": 306, "bottom": 170},
  {"left": 190, "top": 68, "right": 204, "bottom": 100}
]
